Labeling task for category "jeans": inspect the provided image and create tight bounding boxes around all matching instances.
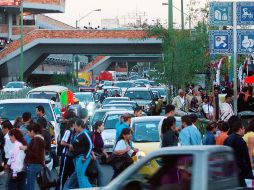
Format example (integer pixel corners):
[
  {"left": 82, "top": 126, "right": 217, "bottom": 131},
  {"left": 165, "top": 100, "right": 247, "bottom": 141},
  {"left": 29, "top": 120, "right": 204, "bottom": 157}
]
[
  {"left": 63, "top": 172, "right": 79, "bottom": 190},
  {"left": 75, "top": 156, "right": 92, "bottom": 188},
  {"left": 8, "top": 171, "right": 26, "bottom": 190},
  {"left": 26, "top": 164, "right": 42, "bottom": 190},
  {"left": 96, "top": 159, "right": 104, "bottom": 187}
]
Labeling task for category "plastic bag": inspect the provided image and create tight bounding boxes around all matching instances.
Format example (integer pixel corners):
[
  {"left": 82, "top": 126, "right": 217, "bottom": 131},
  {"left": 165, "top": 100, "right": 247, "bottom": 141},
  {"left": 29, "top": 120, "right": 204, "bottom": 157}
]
[{"left": 37, "top": 166, "right": 58, "bottom": 189}]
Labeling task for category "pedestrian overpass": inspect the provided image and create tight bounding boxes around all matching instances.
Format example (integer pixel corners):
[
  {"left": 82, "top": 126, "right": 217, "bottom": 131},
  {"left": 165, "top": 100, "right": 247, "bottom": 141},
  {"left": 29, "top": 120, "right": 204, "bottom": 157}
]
[{"left": 0, "top": 29, "right": 162, "bottom": 85}]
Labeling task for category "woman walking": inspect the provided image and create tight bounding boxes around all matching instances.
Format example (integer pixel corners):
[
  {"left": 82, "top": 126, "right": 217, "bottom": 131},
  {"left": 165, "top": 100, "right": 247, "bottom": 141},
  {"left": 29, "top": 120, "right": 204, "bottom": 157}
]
[
  {"left": 161, "top": 117, "right": 178, "bottom": 147},
  {"left": 93, "top": 121, "right": 108, "bottom": 187},
  {"left": 112, "top": 128, "right": 136, "bottom": 178},
  {"left": 20, "top": 123, "right": 45, "bottom": 190},
  {"left": 7, "top": 128, "right": 26, "bottom": 190}
]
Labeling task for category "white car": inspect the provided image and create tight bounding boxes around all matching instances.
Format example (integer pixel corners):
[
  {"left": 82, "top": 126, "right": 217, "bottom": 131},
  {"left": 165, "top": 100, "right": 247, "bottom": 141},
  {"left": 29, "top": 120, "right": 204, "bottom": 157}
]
[
  {"left": 102, "top": 110, "right": 134, "bottom": 152},
  {"left": 0, "top": 98, "right": 60, "bottom": 141},
  {"left": 74, "top": 92, "right": 96, "bottom": 116},
  {"left": 1, "top": 81, "right": 28, "bottom": 93}
]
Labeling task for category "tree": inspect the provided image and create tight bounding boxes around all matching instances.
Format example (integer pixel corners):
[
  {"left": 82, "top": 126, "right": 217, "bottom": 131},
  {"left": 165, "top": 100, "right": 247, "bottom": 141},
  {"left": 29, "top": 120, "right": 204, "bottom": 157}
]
[{"left": 144, "top": 0, "right": 210, "bottom": 89}]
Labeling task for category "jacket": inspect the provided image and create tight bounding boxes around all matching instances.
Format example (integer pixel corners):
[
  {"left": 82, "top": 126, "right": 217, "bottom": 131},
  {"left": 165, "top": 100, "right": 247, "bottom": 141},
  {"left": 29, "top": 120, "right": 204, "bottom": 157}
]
[
  {"left": 72, "top": 129, "right": 92, "bottom": 159},
  {"left": 8, "top": 141, "right": 25, "bottom": 176},
  {"left": 161, "top": 130, "right": 178, "bottom": 147},
  {"left": 25, "top": 135, "right": 45, "bottom": 165}
]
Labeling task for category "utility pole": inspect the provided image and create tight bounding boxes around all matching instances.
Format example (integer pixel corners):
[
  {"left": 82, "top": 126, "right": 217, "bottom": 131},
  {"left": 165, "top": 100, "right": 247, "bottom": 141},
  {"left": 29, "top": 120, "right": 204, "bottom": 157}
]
[
  {"left": 233, "top": 2, "right": 238, "bottom": 114},
  {"left": 168, "top": 0, "right": 173, "bottom": 31},
  {"left": 20, "top": 0, "right": 24, "bottom": 81},
  {"left": 181, "top": 0, "right": 184, "bottom": 31}
]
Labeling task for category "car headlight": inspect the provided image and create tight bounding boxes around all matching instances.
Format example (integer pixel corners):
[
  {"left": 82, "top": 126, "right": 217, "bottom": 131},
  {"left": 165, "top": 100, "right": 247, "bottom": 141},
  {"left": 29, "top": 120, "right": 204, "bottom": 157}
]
[{"left": 145, "top": 104, "right": 151, "bottom": 110}]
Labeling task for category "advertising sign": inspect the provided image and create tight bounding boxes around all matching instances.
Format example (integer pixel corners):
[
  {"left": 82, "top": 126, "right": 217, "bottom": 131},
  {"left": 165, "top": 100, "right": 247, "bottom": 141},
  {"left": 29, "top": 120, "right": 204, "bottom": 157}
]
[{"left": 0, "top": 0, "right": 20, "bottom": 6}]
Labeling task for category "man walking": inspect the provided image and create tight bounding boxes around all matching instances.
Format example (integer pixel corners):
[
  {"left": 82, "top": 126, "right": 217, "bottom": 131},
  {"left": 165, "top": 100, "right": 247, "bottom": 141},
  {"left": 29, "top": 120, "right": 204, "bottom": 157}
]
[
  {"left": 220, "top": 94, "right": 234, "bottom": 121},
  {"left": 179, "top": 115, "right": 202, "bottom": 145}
]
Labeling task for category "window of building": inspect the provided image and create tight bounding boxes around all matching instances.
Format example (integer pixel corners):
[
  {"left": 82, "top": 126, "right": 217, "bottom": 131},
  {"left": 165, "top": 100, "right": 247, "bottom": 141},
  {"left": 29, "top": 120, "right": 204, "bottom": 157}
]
[{"left": 0, "top": 13, "right": 7, "bottom": 24}]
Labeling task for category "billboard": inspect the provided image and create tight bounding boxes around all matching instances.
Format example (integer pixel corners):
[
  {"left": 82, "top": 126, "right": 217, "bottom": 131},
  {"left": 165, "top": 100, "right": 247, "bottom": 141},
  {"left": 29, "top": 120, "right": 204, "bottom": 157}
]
[{"left": 0, "top": 0, "right": 20, "bottom": 6}]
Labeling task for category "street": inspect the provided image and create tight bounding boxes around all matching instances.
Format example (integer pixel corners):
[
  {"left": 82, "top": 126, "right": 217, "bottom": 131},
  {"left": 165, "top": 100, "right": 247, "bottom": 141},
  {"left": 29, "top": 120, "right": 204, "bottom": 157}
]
[{"left": 0, "top": 165, "right": 113, "bottom": 190}]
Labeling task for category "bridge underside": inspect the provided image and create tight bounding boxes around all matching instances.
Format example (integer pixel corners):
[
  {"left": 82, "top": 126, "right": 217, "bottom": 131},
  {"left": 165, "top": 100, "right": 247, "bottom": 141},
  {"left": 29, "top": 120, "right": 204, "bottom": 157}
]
[{"left": 0, "top": 38, "right": 162, "bottom": 85}]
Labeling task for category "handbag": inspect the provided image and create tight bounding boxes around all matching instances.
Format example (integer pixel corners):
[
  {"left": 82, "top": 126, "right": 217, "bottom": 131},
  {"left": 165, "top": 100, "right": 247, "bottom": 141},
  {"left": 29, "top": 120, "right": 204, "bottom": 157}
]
[
  {"left": 107, "top": 153, "right": 133, "bottom": 171},
  {"left": 85, "top": 159, "right": 98, "bottom": 178},
  {"left": 37, "top": 166, "right": 58, "bottom": 189}
]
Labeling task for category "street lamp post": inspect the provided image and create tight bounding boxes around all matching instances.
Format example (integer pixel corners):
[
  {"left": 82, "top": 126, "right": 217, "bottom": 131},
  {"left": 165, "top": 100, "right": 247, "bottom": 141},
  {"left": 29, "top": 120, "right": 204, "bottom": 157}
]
[
  {"left": 75, "top": 9, "right": 101, "bottom": 29},
  {"left": 181, "top": 0, "right": 184, "bottom": 31},
  {"left": 168, "top": 0, "right": 173, "bottom": 31},
  {"left": 20, "top": 0, "right": 24, "bottom": 81}
]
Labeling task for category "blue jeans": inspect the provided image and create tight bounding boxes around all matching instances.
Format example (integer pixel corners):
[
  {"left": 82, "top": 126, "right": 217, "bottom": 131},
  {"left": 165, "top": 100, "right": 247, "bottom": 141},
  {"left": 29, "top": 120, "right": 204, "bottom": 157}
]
[
  {"left": 63, "top": 172, "right": 79, "bottom": 190},
  {"left": 96, "top": 159, "right": 104, "bottom": 187},
  {"left": 26, "top": 164, "right": 42, "bottom": 190},
  {"left": 75, "top": 156, "right": 92, "bottom": 188}
]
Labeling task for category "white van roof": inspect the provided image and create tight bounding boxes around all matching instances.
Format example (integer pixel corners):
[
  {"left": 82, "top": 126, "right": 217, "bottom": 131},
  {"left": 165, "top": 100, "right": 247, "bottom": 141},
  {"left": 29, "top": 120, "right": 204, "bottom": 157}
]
[{"left": 28, "top": 85, "right": 68, "bottom": 94}]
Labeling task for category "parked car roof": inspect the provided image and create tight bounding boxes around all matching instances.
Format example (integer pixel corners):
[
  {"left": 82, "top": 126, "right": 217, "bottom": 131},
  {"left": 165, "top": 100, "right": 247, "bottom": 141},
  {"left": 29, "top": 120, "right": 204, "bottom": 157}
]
[{"left": 28, "top": 85, "right": 68, "bottom": 93}]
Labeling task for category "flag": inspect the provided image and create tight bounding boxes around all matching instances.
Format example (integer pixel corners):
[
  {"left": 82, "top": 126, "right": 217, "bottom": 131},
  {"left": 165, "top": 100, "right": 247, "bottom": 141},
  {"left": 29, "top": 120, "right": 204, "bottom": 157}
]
[{"left": 60, "top": 90, "right": 74, "bottom": 106}]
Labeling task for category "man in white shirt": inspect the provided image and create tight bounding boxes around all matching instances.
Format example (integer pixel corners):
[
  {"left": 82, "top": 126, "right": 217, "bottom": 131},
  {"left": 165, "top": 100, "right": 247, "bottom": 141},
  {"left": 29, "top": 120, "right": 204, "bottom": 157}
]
[
  {"left": 220, "top": 94, "right": 234, "bottom": 121},
  {"left": 202, "top": 95, "right": 214, "bottom": 120}
]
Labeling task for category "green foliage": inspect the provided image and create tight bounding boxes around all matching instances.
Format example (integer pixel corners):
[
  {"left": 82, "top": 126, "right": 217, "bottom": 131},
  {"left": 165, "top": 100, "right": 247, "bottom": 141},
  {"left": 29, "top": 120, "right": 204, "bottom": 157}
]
[
  {"left": 50, "top": 73, "right": 74, "bottom": 85},
  {"left": 146, "top": 22, "right": 210, "bottom": 88}
]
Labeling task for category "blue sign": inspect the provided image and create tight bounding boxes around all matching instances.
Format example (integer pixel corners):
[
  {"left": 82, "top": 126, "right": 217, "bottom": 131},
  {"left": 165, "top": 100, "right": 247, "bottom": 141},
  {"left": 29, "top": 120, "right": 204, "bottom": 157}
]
[
  {"left": 209, "top": 2, "right": 233, "bottom": 26},
  {"left": 209, "top": 30, "right": 233, "bottom": 54},
  {"left": 237, "top": 30, "right": 254, "bottom": 54},
  {"left": 237, "top": 2, "right": 254, "bottom": 25}
]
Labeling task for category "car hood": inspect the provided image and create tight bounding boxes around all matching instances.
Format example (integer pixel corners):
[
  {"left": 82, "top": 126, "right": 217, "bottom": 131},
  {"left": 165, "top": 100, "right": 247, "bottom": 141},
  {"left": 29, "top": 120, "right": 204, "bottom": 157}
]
[
  {"left": 102, "top": 129, "right": 116, "bottom": 140},
  {"left": 132, "top": 142, "right": 160, "bottom": 155},
  {"left": 132, "top": 99, "right": 152, "bottom": 106}
]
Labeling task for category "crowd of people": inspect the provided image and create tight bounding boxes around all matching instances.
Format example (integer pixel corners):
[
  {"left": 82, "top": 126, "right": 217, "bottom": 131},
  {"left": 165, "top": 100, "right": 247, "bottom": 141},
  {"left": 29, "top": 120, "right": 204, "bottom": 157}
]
[
  {"left": 160, "top": 104, "right": 254, "bottom": 187},
  {"left": 171, "top": 85, "right": 254, "bottom": 122}
]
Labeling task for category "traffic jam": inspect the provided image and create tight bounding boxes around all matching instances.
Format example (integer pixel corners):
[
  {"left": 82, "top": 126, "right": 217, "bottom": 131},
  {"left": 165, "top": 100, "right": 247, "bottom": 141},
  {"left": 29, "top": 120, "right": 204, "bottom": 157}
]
[{"left": 0, "top": 71, "right": 252, "bottom": 190}]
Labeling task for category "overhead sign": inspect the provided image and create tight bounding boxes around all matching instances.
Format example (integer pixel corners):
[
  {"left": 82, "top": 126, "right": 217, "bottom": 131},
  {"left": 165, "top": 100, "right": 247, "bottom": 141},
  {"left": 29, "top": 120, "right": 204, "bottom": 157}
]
[
  {"left": 237, "top": 2, "right": 254, "bottom": 25},
  {"left": 209, "top": 2, "right": 233, "bottom": 26},
  {"left": 237, "top": 30, "right": 254, "bottom": 54},
  {"left": 0, "top": 0, "right": 20, "bottom": 6},
  {"left": 209, "top": 30, "right": 233, "bottom": 54}
]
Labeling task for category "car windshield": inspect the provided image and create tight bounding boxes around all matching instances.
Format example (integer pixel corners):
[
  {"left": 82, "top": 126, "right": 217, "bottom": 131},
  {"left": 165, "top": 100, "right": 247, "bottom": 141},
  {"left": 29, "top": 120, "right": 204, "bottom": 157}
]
[
  {"left": 91, "top": 111, "right": 107, "bottom": 126},
  {"left": 136, "top": 80, "right": 149, "bottom": 85},
  {"left": 6, "top": 82, "right": 24, "bottom": 88},
  {"left": 104, "top": 114, "right": 122, "bottom": 129},
  {"left": 103, "top": 105, "right": 133, "bottom": 110},
  {"left": 27, "top": 92, "right": 59, "bottom": 101},
  {"left": 103, "top": 98, "right": 128, "bottom": 105},
  {"left": 0, "top": 103, "right": 54, "bottom": 121},
  {"left": 152, "top": 88, "right": 167, "bottom": 96},
  {"left": 115, "top": 82, "right": 134, "bottom": 88},
  {"left": 125, "top": 91, "right": 152, "bottom": 100},
  {"left": 133, "top": 121, "right": 160, "bottom": 142},
  {"left": 74, "top": 94, "right": 93, "bottom": 102}
]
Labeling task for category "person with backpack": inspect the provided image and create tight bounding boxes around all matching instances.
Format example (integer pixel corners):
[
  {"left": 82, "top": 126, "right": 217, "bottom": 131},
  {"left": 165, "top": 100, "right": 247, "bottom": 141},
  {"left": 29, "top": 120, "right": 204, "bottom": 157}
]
[
  {"left": 56, "top": 118, "right": 76, "bottom": 190},
  {"left": 92, "top": 121, "right": 108, "bottom": 187}
]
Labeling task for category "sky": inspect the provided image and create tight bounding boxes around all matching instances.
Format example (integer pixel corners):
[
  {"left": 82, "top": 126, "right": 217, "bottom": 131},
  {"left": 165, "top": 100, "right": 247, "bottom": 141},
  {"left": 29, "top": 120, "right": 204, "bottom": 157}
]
[{"left": 48, "top": 0, "right": 200, "bottom": 29}]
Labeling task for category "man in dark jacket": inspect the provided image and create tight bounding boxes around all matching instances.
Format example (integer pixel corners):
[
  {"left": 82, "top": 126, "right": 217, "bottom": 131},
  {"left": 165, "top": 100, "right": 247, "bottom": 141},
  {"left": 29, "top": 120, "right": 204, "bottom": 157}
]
[
  {"left": 224, "top": 116, "right": 254, "bottom": 187},
  {"left": 100, "top": 89, "right": 109, "bottom": 103}
]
